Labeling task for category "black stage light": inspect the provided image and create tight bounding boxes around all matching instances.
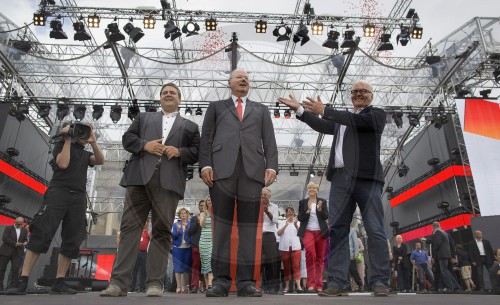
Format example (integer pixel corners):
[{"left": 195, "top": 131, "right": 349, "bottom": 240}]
[
  {"left": 427, "top": 157, "right": 440, "bottom": 168},
  {"left": 107, "top": 23, "right": 125, "bottom": 42},
  {"left": 377, "top": 33, "right": 393, "bottom": 51},
  {"left": 6, "top": 147, "right": 20, "bottom": 157},
  {"left": 73, "top": 21, "right": 91, "bottom": 41},
  {"left": 398, "top": 164, "right": 409, "bottom": 177},
  {"left": 56, "top": 103, "right": 69, "bottom": 121},
  {"left": 50, "top": 18, "right": 68, "bottom": 39},
  {"left": 408, "top": 114, "right": 419, "bottom": 127},
  {"left": 311, "top": 21, "right": 323, "bottom": 35},
  {"left": 390, "top": 221, "right": 399, "bottom": 228},
  {"left": 317, "top": 170, "right": 324, "bottom": 177},
  {"left": 145, "top": 105, "right": 157, "bottom": 112},
  {"left": 322, "top": 27, "right": 340, "bottom": 49},
  {"left": 0, "top": 195, "right": 11, "bottom": 206},
  {"left": 385, "top": 186, "right": 393, "bottom": 193},
  {"left": 38, "top": 103, "right": 51, "bottom": 118},
  {"left": 88, "top": 14, "right": 100, "bottom": 28},
  {"left": 110, "top": 105, "right": 122, "bottom": 123},
  {"left": 392, "top": 112, "right": 403, "bottom": 128},
  {"left": 396, "top": 26, "right": 410, "bottom": 46},
  {"left": 17, "top": 103, "right": 29, "bottom": 114},
  {"left": 186, "top": 168, "right": 194, "bottom": 181},
  {"left": 128, "top": 105, "right": 140, "bottom": 121},
  {"left": 363, "top": 23, "right": 375, "bottom": 37},
  {"left": 340, "top": 28, "right": 356, "bottom": 48},
  {"left": 195, "top": 107, "right": 203, "bottom": 116},
  {"left": 309, "top": 170, "right": 315, "bottom": 178},
  {"left": 284, "top": 109, "right": 291, "bottom": 119},
  {"left": 33, "top": 13, "right": 46, "bottom": 26},
  {"left": 185, "top": 107, "right": 192, "bottom": 116},
  {"left": 92, "top": 105, "right": 104, "bottom": 121},
  {"left": 255, "top": 20, "right": 267, "bottom": 33},
  {"left": 274, "top": 109, "right": 280, "bottom": 118},
  {"left": 143, "top": 15, "right": 156, "bottom": 29},
  {"left": 273, "top": 22, "right": 292, "bottom": 42},
  {"left": 479, "top": 89, "right": 491, "bottom": 98},
  {"left": 123, "top": 21, "right": 144, "bottom": 43},
  {"left": 182, "top": 18, "right": 200, "bottom": 37},
  {"left": 205, "top": 17, "right": 217, "bottom": 31},
  {"left": 73, "top": 105, "right": 86, "bottom": 121},
  {"left": 293, "top": 23, "right": 310, "bottom": 46},
  {"left": 493, "top": 66, "right": 500, "bottom": 83},
  {"left": 164, "top": 19, "right": 181, "bottom": 40}
]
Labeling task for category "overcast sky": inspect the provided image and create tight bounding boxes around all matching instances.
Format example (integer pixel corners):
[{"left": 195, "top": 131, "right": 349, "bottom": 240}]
[{"left": 1, "top": 0, "right": 500, "bottom": 58}]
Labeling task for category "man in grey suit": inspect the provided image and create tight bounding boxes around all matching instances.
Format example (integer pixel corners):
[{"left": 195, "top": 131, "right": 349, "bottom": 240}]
[
  {"left": 100, "top": 83, "right": 200, "bottom": 297},
  {"left": 0, "top": 217, "right": 28, "bottom": 291},
  {"left": 199, "top": 69, "right": 278, "bottom": 297}
]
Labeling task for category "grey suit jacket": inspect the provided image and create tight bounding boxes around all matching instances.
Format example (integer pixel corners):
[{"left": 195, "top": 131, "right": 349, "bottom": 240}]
[
  {"left": 120, "top": 112, "right": 200, "bottom": 199},
  {"left": 199, "top": 97, "right": 278, "bottom": 183},
  {"left": 0, "top": 225, "right": 28, "bottom": 257}
]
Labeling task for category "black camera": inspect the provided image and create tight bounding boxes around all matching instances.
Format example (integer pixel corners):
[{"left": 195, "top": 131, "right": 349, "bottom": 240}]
[{"left": 53, "top": 122, "right": 91, "bottom": 141}]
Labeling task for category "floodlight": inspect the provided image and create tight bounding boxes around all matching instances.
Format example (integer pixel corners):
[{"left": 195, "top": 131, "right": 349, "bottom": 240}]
[
  {"left": 92, "top": 105, "right": 104, "bottom": 121},
  {"left": 322, "top": 27, "right": 340, "bottom": 49},
  {"left": 88, "top": 14, "right": 100, "bottom": 28},
  {"left": 205, "top": 17, "right": 217, "bottom": 31},
  {"left": 33, "top": 13, "right": 46, "bottom": 26},
  {"left": 185, "top": 107, "right": 192, "bottom": 116},
  {"left": 273, "top": 22, "right": 292, "bottom": 42},
  {"left": 73, "top": 105, "right": 86, "bottom": 121},
  {"left": 311, "top": 21, "right": 323, "bottom": 35},
  {"left": 56, "top": 103, "right": 69, "bottom": 121},
  {"left": 123, "top": 21, "right": 144, "bottom": 43},
  {"left": 182, "top": 18, "right": 200, "bottom": 37},
  {"left": 73, "top": 21, "right": 91, "bottom": 41},
  {"left": 107, "top": 22, "right": 125, "bottom": 42},
  {"left": 255, "top": 20, "right": 267, "bottom": 33},
  {"left": 363, "top": 23, "right": 375, "bottom": 37},
  {"left": 50, "top": 18, "right": 68, "bottom": 39},
  {"left": 110, "top": 105, "right": 122, "bottom": 123},
  {"left": 38, "top": 104, "right": 51, "bottom": 118},
  {"left": 377, "top": 33, "right": 393, "bottom": 51},
  {"left": 143, "top": 15, "right": 156, "bottom": 29},
  {"left": 340, "top": 28, "right": 356, "bottom": 48}
]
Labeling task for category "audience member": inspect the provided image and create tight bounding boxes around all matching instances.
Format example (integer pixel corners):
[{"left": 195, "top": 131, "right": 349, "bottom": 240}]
[
  {"left": 489, "top": 248, "right": 500, "bottom": 295},
  {"left": 277, "top": 207, "right": 301, "bottom": 293},
  {"left": 456, "top": 243, "right": 475, "bottom": 292},
  {"left": 129, "top": 219, "right": 151, "bottom": 292},
  {"left": 199, "top": 196, "right": 214, "bottom": 290},
  {"left": 410, "top": 241, "right": 434, "bottom": 292},
  {"left": 393, "top": 235, "right": 411, "bottom": 292},
  {"left": 0, "top": 218, "right": 28, "bottom": 291},
  {"left": 469, "top": 230, "right": 495, "bottom": 291},
  {"left": 172, "top": 208, "right": 192, "bottom": 293},
  {"left": 261, "top": 188, "right": 281, "bottom": 294},
  {"left": 188, "top": 200, "right": 205, "bottom": 293},
  {"left": 348, "top": 224, "right": 364, "bottom": 292}
]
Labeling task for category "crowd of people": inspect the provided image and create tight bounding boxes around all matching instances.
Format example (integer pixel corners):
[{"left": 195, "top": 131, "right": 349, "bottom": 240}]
[{"left": 1, "top": 69, "right": 499, "bottom": 298}]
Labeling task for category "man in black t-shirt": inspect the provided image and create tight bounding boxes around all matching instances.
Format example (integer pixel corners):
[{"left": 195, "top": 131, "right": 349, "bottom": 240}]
[{"left": 6, "top": 123, "right": 104, "bottom": 295}]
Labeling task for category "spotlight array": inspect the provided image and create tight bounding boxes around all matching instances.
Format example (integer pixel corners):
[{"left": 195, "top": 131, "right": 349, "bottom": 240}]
[
  {"left": 205, "top": 17, "right": 217, "bottom": 31},
  {"left": 311, "top": 21, "right": 323, "bottom": 35},
  {"left": 363, "top": 23, "right": 375, "bottom": 37},
  {"left": 255, "top": 20, "right": 267, "bottom": 33},
  {"left": 88, "top": 14, "right": 100, "bottom": 28},
  {"left": 33, "top": 13, "right": 46, "bottom": 26},
  {"left": 143, "top": 15, "right": 156, "bottom": 29},
  {"left": 412, "top": 26, "right": 423, "bottom": 39}
]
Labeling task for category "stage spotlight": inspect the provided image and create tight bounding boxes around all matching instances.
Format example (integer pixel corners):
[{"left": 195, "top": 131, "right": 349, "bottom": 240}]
[
  {"left": 185, "top": 107, "right": 192, "bottom": 116},
  {"left": 145, "top": 105, "right": 157, "bottom": 112},
  {"left": 427, "top": 157, "right": 440, "bottom": 170},
  {"left": 363, "top": 23, "right": 375, "bottom": 37},
  {"left": 56, "top": 103, "right": 69, "bottom": 121},
  {"left": 186, "top": 168, "right": 194, "bottom": 181},
  {"left": 164, "top": 19, "right": 181, "bottom": 40},
  {"left": 377, "top": 33, "right": 393, "bottom": 51},
  {"left": 205, "top": 17, "right": 217, "bottom": 31},
  {"left": 309, "top": 170, "right": 315, "bottom": 178},
  {"left": 33, "top": 13, "right": 46, "bottom": 26},
  {"left": 73, "top": 21, "right": 91, "bottom": 41},
  {"left": 322, "top": 27, "right": 340, "bottom": 49},
  {"left": 38, "top": 104, "right": 51, "bottom": 118},
  {"left": 17, "top": 103, "right": 29, "bottom": 114},
  {"left": 195, "top": 107, "right": 203, "bottom": 116},
  {"left": 390, "top": 221, "right": 399, "bottom": 228},
  {"left": 480, "top": 89, "right": 492, "bottom": 98},
  {"left": 293, "top": 23, "right": 310, "bottom": 46},
  {"left": 73, "top": 105, "right": 86, "bottom": 121},
  {"left": 128, "top": 104, "right": 140, "bottom": 121},
  {"left": 110, "top": 105, "right": 122, "bottom": 123},
  {"left": 433, "top": 114, "right": 449, "bottom": 129},
  {"left": 412, "top": 26, "right": 423, "bottom": 39},
  {"left": 123, "top": 21, "right": 144, "bottom": 43},
  {"left": 182, "top": 18, "right": 200, "bottom": 37},
  {"left": 0, "top": 195, "right": 11, "bottom": 207},
  {"left": 107, "top": 22, "right": 125, "bottom": 42},
  {"left": 392, "top": 112, "right": 403, "bottom": 128},
  {"left": 273, "top": 22, "right": 292, "bottom": 42},
  {"left": 311, "top": 21, "right": 323, "bottom": 35},
  {"left": 437, "top": 201, "right": 450, "bottom": 214},
  {"left": 284, "top": 109, "right": 291, "bottom": 119},
  {"left": 274, "top": 109, "right": 280, "bottom": 118},
  {"left": 396, "top": 26, "right": 410, "bottom": 46},
  {"left": 50, "top": 18, "right": 68, "bottom": 39},
  {"left": 92, "top": 105, "right": 104, "bottom": 121},
  {"left": 317, "top": 170, "right": 324, "bottom": 177},
  {"left": 493, "top": 67, "right": 500, "bottom": 83},
  {"left": 408, "top": 114, "right": 419, "bottom": 127},
  {"left": 6, "top": 147, "right": 19, "bottom": 157},
  {"left": 385, "top": 186, "right": 394, "bottom": 194},
  {"left": 88, "top": 14, "right": 100, "bottom": 28},
  {"left": 398, "top": 163, "right": 409, "bottom": 177},
  {"left": 143, "top": 15, "right": 155, "bottom": 29},
  {"left": 340, "top": 28, "right": 355, "bottom": 48},
  {"left": 255, "top": 20, "right": 267, "bottom": 33}
]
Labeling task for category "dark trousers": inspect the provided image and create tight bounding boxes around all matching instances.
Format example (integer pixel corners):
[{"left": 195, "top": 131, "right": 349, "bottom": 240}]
[
  {"left": 0, "top": 254, "right": 20, "bottom": 289},
  {"left": 110, "top": 167, "right": 180, "bottom": 290},
  {"left": 438, "top": 258, "right": 453, "bottom": 289},
  {"left": 210, "top": 153, "right": 263, "bottom": 292},
  {"left": 474, "top": 255, "right": 491, "bottom": 290},
  {"left": 261, "top": 232, "right": 279, "bottom": 291},
  {"left": 395, "top": 263, "right": 411, "bottom": 291},
  {"left": 130, "top": 251, "right": 147, "bottom": 291},
  {"left": 327, "top": 171, "right": 390, "bottom": 290}
]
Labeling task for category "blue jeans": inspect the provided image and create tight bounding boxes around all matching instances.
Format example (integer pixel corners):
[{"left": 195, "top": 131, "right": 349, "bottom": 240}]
[
  {"left": 417, "top": 263, "right": 434, "bottom": 289},
  {"left": 327, "top": 171, "right": 390, "bottom": 290}
]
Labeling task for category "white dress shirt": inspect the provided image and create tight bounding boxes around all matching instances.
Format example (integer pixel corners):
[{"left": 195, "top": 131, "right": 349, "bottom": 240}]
[
  {"left": 305, "top": 202, "right": 320, "bottom": 231},
  {"left": 263, "top": 202, "right": 278, "bottom": 233},
  {"left": 15, "top": 226, "right": 21, "bottom": 241},
  {"left": 161, "top": 110, "right": 178, "bottom": 144},
  {"left": 475, "top": 239, "right": 486, "bottom": 255}
]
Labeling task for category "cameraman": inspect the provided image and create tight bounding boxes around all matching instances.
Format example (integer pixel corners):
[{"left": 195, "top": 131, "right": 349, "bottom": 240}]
[{"left": 6, "top": 123, "right": 104, "bottom": 295}]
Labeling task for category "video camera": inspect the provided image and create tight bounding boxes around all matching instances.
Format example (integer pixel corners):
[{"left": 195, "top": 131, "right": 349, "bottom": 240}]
[{"left": 52, "top": 122, "right": 91, "bottom": 141}]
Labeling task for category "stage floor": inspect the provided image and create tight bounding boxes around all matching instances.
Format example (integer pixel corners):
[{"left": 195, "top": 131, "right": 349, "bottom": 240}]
[{"left": 1, "top": 291, "right": 499, "bottom": 305}]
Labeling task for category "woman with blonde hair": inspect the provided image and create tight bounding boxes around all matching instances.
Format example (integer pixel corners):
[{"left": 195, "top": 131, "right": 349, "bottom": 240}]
[
  {"left": 199, "top": 196, "right": 214, "bottom": 289},
  {"left": 297, "top": 182, "right": 328, "bottom": 293},
  {"left": 172, "top": 208, "right": 192, "bottom": 293}
]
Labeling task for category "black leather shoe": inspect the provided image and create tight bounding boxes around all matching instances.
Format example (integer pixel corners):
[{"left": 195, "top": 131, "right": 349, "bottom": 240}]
[
  {"left": 318, "top": 285, "right": 348, "bottom": 297},
  {"left": 205, "top": 284, "right": 228, "bottom": 297},
  {"left": 4, "top": 279, "right": 28, "bottom": 295},
  {"left": 372, "top": 282, "right": 389, "bottom": 297},
  {"left": 237, "top": 285, "right": 262, "bottom": 297}
]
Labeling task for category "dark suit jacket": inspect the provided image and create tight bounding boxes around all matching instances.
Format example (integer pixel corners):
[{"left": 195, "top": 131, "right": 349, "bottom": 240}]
[
  {"left": 198, "top": 98, "right": 278, "bottom": 183},
  {"left": 427, "top": 229, "right": 451, "bottom": 259},
  {"left": 297, "top": 198, "right": 329, "bottom": 238},
  {"left": 469, "top": 239, "right": 495, "bottom": 266},
  {"left": 0, "top": 225, "right": 28, "bottom": 257},
  {"left": 120, "top": 112, "right": 200, "bottom": 199},
  {"left": 297, "top": 105, "right": 386, "bottom": 183}
]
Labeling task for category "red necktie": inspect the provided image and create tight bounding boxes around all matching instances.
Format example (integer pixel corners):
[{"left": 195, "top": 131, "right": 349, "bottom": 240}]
[{"left": 236, "top": 97, "right": 243, "bottom": 122}]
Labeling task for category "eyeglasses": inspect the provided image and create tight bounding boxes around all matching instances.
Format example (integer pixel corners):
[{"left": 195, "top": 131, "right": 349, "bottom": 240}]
[{"left": 351, "top": 89, "right": 372, "bottom": 95}]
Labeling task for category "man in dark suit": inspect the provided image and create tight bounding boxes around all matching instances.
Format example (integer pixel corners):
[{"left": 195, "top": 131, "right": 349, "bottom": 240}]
[
  {"left": 469, "top": 230, "right": 495, "bottom": 291},
  {"left": 199, "top": 69, "right": 278, "bottom": 297},
  {"left": 100, "top": 83, "right": 200, "bottom": 297},
  {"left": 0, "top": 217, "right": 28, "bottom": 291},
  {"left": 278, "top": 81, "right": 390, "bottom": 296},
  {"left": 424, "top": 222, "right": 454, "bottom": 291}
]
